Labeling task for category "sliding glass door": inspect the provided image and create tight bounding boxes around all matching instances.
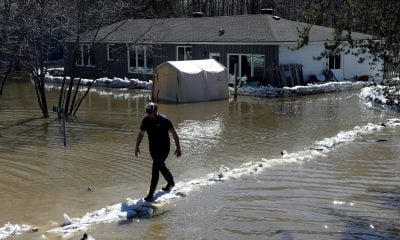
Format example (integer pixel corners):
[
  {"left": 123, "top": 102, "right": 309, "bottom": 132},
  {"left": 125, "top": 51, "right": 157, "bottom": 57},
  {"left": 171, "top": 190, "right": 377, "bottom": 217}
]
[{"left": 228, "top": 54, "right": 264, "bottom": 82}]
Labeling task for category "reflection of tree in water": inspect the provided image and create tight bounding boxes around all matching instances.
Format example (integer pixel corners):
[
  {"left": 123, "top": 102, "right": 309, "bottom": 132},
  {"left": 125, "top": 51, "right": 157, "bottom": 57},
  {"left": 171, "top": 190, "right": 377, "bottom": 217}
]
[
  {"left": 276, "top": 98, "right": 304, "bottom": 116},
  {"left": 228, "top": 55, "right": 238, "bottom": 75}
]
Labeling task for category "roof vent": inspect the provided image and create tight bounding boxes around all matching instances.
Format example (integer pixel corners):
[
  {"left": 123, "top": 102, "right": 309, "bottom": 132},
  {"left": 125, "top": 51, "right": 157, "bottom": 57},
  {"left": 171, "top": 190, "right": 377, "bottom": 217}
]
[
  {"left": 273, "top": 16, "right": 280, "bottom": 20},
  {"left": 192, "top": 12, "right": 204, "bottom": 17},
  {"left": 261, "top": 8, "right": 273, "bottom": 15},
  {"left": 218, "top": 29, "right": 225, "bottom": 36}
]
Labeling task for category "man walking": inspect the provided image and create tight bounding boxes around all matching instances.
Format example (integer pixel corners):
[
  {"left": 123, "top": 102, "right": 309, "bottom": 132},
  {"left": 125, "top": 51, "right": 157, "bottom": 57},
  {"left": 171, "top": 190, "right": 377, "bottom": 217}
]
[{"left": 135, "top": 102, "right": 181, "bottom": 202}]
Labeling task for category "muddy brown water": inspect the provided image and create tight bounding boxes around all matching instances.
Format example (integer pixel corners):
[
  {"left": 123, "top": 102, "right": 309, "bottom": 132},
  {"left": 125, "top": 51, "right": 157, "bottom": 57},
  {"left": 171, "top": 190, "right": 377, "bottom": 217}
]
[{"left": 1, "top": 78, "right": 400, "bottom": 239}]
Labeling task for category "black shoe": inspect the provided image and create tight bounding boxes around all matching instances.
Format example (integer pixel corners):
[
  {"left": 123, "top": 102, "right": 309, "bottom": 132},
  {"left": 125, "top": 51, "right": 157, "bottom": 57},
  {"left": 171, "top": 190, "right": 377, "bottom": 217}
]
[
  {"left": 144, "top": 195, "right": 154, "bottom": 202},
  {"left": 162, "top": 182, "right": 175, "bottom": 192}
]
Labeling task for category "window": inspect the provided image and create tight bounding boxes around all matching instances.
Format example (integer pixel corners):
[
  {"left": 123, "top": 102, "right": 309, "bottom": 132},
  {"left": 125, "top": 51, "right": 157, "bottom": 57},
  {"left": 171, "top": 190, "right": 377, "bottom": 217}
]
[
  {"left": 228, "top": 54, "right": 265, "bottom": 81},
  {"left": 146, "top": 48, "right": 153, "bottom": 71},
  {"left": 209, "top": 53, "right": 220, "bottom": 62},
  {"left": 328, "top": 53, "right": 341, "bottom": 69},
  {"left": 128, "top": 45, "right": 153, "bottom": 73},
  {"left": 76, "top": 44, "right": 96, "bottom": 66},
  {"left": 177, "top": 46, "right": 192, "bottom": 61},
  {"left": 253, "top": 55, "right": 265, "bottom": 78},
  {"left": 107, "top": 44, "right": 120, "bottom": 61}
]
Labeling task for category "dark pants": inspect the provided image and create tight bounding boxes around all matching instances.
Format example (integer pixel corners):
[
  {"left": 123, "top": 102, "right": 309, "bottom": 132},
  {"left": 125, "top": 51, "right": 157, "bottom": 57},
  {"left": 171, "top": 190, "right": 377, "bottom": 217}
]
[{"left": 148, "top": 147, "right": 174, "bottom": 197}]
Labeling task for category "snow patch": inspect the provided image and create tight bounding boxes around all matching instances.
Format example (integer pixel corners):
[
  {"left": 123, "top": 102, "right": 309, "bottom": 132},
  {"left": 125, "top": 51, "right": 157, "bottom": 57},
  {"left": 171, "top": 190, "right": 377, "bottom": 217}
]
[
  {"left": 44, "top": 73, "right": 152, "bottom": 90},
  {"left": 0, "top": 223, "right": 31, "bottom": 240}
]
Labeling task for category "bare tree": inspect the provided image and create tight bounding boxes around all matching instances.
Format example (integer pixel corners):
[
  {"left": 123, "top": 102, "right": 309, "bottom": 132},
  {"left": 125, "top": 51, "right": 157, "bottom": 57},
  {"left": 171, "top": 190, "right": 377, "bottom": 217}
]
[
  {"left": 59, "top": 0, "right": 160, "bottom": 117},
  {"left": 0, "top": 0, "right": 129, "bottom": 117},
  {"left": 1, "top": 0, "right": 72, "bottom": 117},
  {"left": 1, "top": 0, "right": 14, "bottom": 95}
]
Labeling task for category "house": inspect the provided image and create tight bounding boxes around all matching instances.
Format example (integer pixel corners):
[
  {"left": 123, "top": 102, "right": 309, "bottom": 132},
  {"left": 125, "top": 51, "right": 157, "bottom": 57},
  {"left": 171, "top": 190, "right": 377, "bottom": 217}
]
[{"left": 63, "top": 13, "right": 383, "bottom": 87}]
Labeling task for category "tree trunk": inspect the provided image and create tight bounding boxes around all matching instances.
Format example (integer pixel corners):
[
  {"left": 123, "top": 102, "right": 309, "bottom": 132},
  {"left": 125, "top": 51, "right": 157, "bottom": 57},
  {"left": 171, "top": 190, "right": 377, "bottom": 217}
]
[{"left": 0, "top": 60, "right": 13, "bottom": 95}]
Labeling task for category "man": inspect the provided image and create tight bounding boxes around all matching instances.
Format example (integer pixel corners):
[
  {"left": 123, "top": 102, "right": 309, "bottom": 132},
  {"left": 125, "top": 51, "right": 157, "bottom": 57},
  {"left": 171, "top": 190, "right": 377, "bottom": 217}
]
[{"left": 135, "top": 102, "right": 181, "bottom": 202}]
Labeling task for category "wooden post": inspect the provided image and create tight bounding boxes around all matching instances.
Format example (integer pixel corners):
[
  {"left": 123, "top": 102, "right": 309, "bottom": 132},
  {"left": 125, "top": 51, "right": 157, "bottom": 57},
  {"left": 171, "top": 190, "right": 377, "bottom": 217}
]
[
  {"left": 233, "top": 63, "right": 238, "bottom": 99},
  {"left": 279, "top": 65, "right": 287, "bottom": 87},
  {"left": 61, "top": 108, "right": 67, "bottom": 147},
  {"left": 0, "top": 60, "right": 13, "bottom": 95}
]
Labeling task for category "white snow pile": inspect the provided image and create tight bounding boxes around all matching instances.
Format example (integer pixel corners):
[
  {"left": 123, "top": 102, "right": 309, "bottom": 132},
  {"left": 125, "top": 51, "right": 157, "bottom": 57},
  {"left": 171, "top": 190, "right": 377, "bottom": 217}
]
[
  {"left": 234, "top": 81, "right": 373, "bottom": 97},
  {"left": 0, "top": 223, "right": 31, "bottom": 240},
  {"left": 44, "top": 73, "right": 152, "bottom": 90},
  {"left": 209, "top": 118, "right": 400, "bottom": 180},
  {"left": 360, "top": 78, "right": 400, "bottom": 111},
  {"left": 44, "top": 68, "right": 382, "bottom": 97}
]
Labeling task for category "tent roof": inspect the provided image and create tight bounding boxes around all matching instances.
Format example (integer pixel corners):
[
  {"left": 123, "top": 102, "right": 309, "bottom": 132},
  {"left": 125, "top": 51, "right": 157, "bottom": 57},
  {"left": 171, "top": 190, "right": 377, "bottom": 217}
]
[{"left": 155, "top": 59, "right": 226, "bottom": 75}]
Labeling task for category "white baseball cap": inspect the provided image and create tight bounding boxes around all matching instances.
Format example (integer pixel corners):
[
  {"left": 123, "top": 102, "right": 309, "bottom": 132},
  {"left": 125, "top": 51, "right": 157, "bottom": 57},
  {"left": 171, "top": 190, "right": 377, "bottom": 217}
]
[{"left": 145, "top": 102, "right": 157, "bottom": 113}]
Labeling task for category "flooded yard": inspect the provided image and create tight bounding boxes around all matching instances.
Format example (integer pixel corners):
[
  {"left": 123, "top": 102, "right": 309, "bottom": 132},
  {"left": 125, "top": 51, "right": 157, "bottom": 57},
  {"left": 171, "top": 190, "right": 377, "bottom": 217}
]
[{"left": 1, "top": 77, "right": 399, "bottom": 239}]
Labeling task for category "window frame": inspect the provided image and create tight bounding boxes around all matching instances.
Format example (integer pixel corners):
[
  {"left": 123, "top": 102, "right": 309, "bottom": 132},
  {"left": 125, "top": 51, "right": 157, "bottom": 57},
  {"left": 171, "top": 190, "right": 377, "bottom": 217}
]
[
  {"left": 227, "top": 53, "right": 265, "bottom": 79},
  {"left": 107, "top": 44, "right": 119, "bottom": 61},
  {"left": 328, "top": 53, "right": 341, "bottom": 69},
  {"left": 127, "top": 45, "right": 153, "bottom": 74},
  {"left": 176, "top": 46, "right": 192, "bottom": 61},
  {"left": 75, "top": 44, "right": 96, "bottom": 67}
]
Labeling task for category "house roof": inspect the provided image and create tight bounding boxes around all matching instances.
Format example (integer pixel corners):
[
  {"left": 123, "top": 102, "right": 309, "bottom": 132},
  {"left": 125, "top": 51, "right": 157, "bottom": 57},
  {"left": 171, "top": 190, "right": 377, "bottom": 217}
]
[{"left": 70, "top": 14, "right": 373, "bottom": 44}]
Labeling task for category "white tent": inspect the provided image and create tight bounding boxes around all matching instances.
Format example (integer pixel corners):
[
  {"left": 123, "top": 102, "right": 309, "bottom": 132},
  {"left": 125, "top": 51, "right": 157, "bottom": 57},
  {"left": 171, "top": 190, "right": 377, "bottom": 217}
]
[{"left": 152, "top": 59, "right": 229, "bottom": 103}]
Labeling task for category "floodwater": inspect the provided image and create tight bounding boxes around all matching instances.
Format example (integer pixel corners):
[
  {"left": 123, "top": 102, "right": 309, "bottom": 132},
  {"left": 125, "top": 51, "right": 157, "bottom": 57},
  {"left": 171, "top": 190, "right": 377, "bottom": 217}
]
[{"left": 1, "top": 77, "right": 400, "bottom": 239}]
